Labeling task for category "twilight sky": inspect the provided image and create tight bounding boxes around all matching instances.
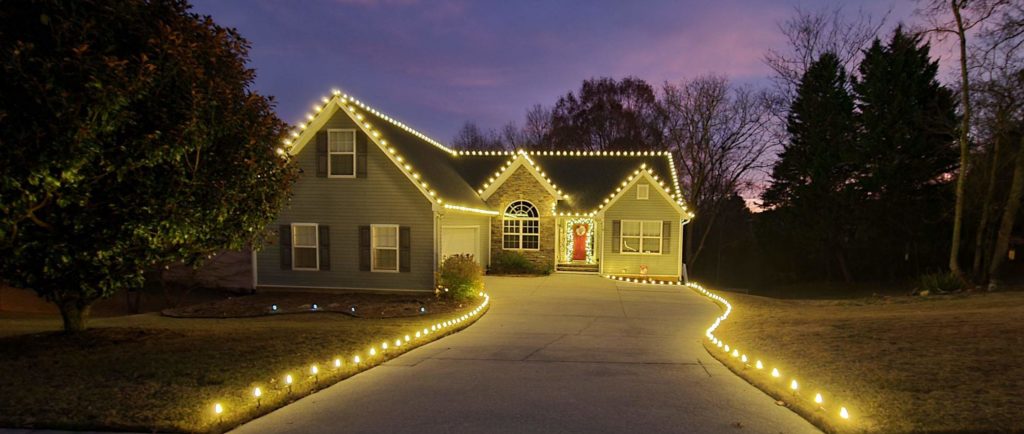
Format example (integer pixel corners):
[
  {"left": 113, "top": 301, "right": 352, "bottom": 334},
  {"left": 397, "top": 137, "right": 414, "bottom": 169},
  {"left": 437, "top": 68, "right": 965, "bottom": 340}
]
[{"left": 190, "top": 0, "right": 940, "bottom": 144}]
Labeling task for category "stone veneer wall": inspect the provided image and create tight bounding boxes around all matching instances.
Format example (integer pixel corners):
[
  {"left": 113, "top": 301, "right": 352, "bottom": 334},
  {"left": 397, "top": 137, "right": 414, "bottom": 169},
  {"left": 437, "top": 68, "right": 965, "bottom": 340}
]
[{"left": 484, "top": 166, "right": 557, "bottom": 271}]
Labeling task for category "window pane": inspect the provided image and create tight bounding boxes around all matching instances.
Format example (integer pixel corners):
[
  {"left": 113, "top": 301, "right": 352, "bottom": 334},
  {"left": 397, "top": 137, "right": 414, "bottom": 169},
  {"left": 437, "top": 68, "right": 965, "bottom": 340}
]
[
  {"left": 330, "top": 154, "right": 354, "bottom": 176},
  {"left": 522, "top": 220, "right": 539, "bottom": 234},
  {"left": 503, "top": 235, "right": 520, "bottom": 249},
  {"left": 373, "top": 249, "right": 397, "bottom": 270},
  {"left": 642, "top": 221, "right": 662, "bottom": 237},
  {"left": 642, "top": 238, "right": 661, "bottom": 253},
  {"left": 294, "top": 247, "right": 318, "bottom": 269},
  {"left": 522, "top": 235, "right": 539, "bottom": 249},
  {"left": 622, "top": 236, "right": 640, "bottom": 252},
  {"left": 293, "top": 225, "right": 317, "bottom": 246},
  {"left": 374, "top": 227, "right": 397, "bottom": 248},
  {"left": 622, "top": 221, "right": 641, "bottom": 236},
  {"left": 329, "top": 131, "right": 354, "bottom": 152},
  {"left": 503, "top": 219, "right": 521, "bottom": 234}
]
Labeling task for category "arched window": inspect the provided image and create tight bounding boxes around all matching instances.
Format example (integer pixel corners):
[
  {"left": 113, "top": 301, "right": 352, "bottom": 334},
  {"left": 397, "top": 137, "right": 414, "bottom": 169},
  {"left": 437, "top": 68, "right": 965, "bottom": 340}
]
[{"left": 503, "top": 200, "right": 540, "bottom": 250}]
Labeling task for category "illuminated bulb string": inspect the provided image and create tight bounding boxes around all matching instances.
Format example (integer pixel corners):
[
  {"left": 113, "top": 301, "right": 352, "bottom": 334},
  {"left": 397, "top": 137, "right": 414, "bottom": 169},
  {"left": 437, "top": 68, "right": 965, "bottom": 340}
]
[
  {"left": 208, "top": 294, "right": 490, "bottom": 420},
  {"left": 603, "top": 275, "right": 854, "bottom": 423}
]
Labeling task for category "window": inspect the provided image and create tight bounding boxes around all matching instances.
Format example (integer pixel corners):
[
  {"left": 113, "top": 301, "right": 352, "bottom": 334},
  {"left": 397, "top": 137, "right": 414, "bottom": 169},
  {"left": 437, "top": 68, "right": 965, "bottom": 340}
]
[
  {"left": 292, "top": 223, "right": 319, "bottom": 270},
  {"left": 371, "top": 225, "right": 399, "bottom": 272},
  {"left": 621, "top": 220, "right": 662, "bottom": 254},
  {"left": 502, "top": 200, "right": 540, "bottom": 250},
  {"left": 328, "top": 129, "right": 356, "bottom": 177},
  {"left": 637, "top": 184, "right": 650, "bottom": 200}
]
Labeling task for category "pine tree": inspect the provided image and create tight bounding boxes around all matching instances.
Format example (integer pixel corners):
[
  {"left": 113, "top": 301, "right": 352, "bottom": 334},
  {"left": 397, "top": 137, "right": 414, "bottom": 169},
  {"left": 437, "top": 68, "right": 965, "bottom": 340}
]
[
  {"left": 763, "top": 52, "right": 858, "bottom": 281},
  {"left": 853, "top": 26, "right": 958, "bottom": 277}
]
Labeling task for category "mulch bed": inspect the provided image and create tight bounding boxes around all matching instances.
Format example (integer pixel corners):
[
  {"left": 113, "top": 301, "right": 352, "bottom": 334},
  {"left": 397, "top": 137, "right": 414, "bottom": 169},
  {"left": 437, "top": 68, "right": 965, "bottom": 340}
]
[{"left": 162, "top": 292, "right": 471, "bottom": 319}]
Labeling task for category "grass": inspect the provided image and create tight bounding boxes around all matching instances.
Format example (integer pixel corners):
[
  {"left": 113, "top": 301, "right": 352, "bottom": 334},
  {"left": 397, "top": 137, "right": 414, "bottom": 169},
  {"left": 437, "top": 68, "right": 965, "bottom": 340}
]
[
  {"left": 0, "top": 296, "right": 488, "bottom": 433},
  {"left": 701, "top": 287, "right": 1024, "bottom": 434}
]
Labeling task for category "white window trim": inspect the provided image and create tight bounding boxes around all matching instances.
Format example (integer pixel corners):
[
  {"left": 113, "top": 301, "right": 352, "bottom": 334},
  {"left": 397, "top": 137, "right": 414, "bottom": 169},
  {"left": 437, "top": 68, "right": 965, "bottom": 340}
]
[
  {"left": 620, "top": 220, "right": 663, "bottom": 255},
  {"left": 502, "top": 201, "right": 540, "bottom": 251},
  {"left": 371, "top": 224, "right": 400, "bottom": 273},
  {"left": 291, "top": 223, "right": 319, "bottom": 271},
  {"left": 327, "top": 128, "right": 357, "bottom": 178},
  {"left": 637, "top": 184, "right": 650, "bottom": 200}
]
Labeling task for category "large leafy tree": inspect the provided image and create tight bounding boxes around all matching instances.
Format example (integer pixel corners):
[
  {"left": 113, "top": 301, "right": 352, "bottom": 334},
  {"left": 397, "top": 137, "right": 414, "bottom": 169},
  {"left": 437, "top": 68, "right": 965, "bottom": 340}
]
[
  {"left": 852, "top": 27, "right": 958, "bottom": 277},
  {"left": 0, "top": 0, "right": 298, "bottom": 332},
  {"left": 762, "top": 52, "right": 858, "bottom": 281},
  {"left": 547, "top": 77, "right": 664, "bottom": 151}
]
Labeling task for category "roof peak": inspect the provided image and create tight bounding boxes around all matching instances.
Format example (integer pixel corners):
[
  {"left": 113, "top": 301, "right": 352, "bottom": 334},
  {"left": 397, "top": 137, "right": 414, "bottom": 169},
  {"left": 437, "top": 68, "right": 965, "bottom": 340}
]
[{"left": 282, "top": 88, "right": 457, "bottom": 155}]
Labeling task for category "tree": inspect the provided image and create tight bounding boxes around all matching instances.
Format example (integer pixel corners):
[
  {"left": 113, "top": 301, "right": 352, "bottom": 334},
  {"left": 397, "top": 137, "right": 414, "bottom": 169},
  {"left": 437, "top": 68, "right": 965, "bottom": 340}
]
[
  {"left": 977, "top": 5, "right": 1024, "bottom": 286},
  {"left": 547, "top": 77, "right": 664, "bottom": 151},
  {"left": 852, "top": 26, "right": 958, "bottom": 277},
  {"left": 660, "top": 75, "right": 776, "bottom": 267},
  {"left": 0, "top": 0, "right": 297, "bottom": 332},
  {"left": 451, "top": 121, "right": 505, "bottom": 151},
  {"left": 765, "top": 5, "right": 887, "bottom": 102},
  {"left": 762, "top": 53, "right": 858, "bottom": 282},
  {"left": 918, "top": 0, "right": 1010, "bottom": 279},
  {"left": 522, "top": 104, "right": 553, "bottom": 149}
]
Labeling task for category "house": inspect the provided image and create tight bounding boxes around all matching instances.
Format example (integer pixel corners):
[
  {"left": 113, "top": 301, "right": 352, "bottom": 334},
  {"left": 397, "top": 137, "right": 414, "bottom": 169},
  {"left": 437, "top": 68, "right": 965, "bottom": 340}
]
[{"left": 253, "top": 89, "right": 694, "bottom": 293}]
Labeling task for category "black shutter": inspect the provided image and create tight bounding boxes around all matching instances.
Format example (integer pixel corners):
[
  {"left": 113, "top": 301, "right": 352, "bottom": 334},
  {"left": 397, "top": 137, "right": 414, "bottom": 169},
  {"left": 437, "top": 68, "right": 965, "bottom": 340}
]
[
  {"left": 359, "top": 226, "right": 371, "bottom": 271},
  {"left": 316, "top": 131, "right": 328, "bottom": 177},
  {"left": 318, "top": 225, "right": 331, "bottom": 270},
  {"left": 611, "top": 220, "right": 621, "bottom": 253},
  {"left": 399, "top": 226, "right": 411, "bottom": 272},
  {"left": 279, "top": 225, "right": 292, "bottom": 270},
  {"left": 356, "top": 133, "right": 368, "bottom": 177},
  {"left": 662, "top": 221, "right": 671, "bottom": 254}
]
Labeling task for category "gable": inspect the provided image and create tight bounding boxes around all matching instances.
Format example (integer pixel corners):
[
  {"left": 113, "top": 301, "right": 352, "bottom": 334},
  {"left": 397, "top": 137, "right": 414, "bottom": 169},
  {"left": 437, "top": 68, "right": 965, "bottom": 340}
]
[
  {"left": 282, "top": 90, "right": 489, "bottom": 213},
  {"left": 288, "top": 109, "right": 432, "bottom": 207},
  {"left": 479, "top": 153, "right": 563, "bottom": 201},
  {"left": 598, "top": 170, "right": 690, "bottom": 219}
]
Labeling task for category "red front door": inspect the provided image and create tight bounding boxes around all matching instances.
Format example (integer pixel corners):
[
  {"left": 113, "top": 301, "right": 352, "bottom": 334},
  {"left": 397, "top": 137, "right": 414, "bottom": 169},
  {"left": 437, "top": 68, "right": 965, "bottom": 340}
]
[{"left": 572, "top": 223, "right": 589, "bottom": 261}]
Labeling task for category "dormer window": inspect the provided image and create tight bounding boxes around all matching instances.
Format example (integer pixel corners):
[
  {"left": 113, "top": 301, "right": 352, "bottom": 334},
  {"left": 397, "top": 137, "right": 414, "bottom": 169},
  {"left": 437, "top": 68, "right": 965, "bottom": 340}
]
[{"left": 328, "top": 129, "right": 356, "bottom": 177}]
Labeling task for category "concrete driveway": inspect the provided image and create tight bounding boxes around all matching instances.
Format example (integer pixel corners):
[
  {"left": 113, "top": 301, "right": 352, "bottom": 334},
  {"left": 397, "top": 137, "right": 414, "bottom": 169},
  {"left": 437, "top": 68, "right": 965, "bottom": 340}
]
[{"left": 232, "top": 274, "right": 819, "bottom": 434}]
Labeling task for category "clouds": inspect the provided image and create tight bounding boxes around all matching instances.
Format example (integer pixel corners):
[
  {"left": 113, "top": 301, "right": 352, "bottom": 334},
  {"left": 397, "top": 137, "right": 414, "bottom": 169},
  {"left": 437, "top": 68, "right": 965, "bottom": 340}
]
[{"left": 190, "top": 0, "right": 916, "bottom": 142}]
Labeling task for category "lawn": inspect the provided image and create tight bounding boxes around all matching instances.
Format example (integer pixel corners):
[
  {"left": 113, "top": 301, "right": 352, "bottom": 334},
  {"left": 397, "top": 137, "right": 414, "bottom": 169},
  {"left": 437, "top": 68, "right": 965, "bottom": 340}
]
[
  {"left": 704, "top": 287, "right": 1024, "bottom": 434},
  {"left": 0, "top": 295, "right": 487, "bottom": 433}
]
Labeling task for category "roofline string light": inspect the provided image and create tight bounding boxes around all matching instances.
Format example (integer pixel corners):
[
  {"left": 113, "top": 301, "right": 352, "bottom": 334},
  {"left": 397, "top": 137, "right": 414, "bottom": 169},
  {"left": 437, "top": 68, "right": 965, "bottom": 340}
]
[
  {"left": 602, "top": 275, "right": 855, "bottom": 426},
  {"left": 207, "top": 293, "right": 490, "bottom": 425},
  {"left": 286, "top": 89, "right": 494, "bottom": 215},
  {"left": 477, "top": 150, "right": 566, "bottom": 199},
  {"left": 284, "top": 89, "right": 692, "bottom": 219}
]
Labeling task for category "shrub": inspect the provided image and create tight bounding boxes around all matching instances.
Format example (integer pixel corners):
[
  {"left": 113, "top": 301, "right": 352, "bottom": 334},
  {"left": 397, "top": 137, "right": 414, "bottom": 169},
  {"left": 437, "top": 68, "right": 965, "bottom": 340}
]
[
  {"left": 918, "top": 272, "right": 962, "bottom": 294},
  {"left": 489, "top": 251, "right": 550, "bottom": 275},
  {"left": 439, "top": 254, "right": 483, "bottom": 300}
]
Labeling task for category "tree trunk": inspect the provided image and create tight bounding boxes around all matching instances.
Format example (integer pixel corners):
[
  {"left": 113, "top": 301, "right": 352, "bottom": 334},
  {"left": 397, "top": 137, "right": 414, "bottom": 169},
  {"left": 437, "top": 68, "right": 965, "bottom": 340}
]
[
  {"left": 948, "top": 0, "right": 971, "bottom": 281},
  {"left": 835, "top": 247, "right": 853, "bottom": 283},
  {"left": 58, "top": 299, "right": 92, "bottom": 333},
  {"left": 987, "top": 138, "right": 1024, "bottom": 287},
  {"left": 972, "top": 133, "right": 1002, "bottom": 278},
  {"left": 690, "top": 212, "right": 718, "bottom": 267}
]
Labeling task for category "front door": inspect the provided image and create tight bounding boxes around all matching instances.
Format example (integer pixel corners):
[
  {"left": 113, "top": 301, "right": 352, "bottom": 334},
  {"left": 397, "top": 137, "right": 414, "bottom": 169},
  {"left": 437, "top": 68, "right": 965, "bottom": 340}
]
[{"left": 572, "top": 223, "right": 589, "bottom": 261}]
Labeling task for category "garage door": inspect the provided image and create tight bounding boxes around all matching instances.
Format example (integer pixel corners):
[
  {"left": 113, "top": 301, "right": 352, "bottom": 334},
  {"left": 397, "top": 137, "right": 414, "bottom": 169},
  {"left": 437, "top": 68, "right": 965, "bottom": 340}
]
[{"left": 441, "top": 226, "right": 480, "bottom": 264}]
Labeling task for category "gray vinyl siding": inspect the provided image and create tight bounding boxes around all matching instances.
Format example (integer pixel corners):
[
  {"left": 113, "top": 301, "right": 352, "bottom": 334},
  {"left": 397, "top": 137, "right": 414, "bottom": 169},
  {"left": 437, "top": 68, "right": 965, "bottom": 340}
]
[
  {"left": 439, "top": 212, "right": 491, "bottom": 266},
  {"left": 256, "top": 109, "right": 435, "bottom": 291},
  {"left": 602, "top": 181, "right": 683, "bottom": 277}
]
